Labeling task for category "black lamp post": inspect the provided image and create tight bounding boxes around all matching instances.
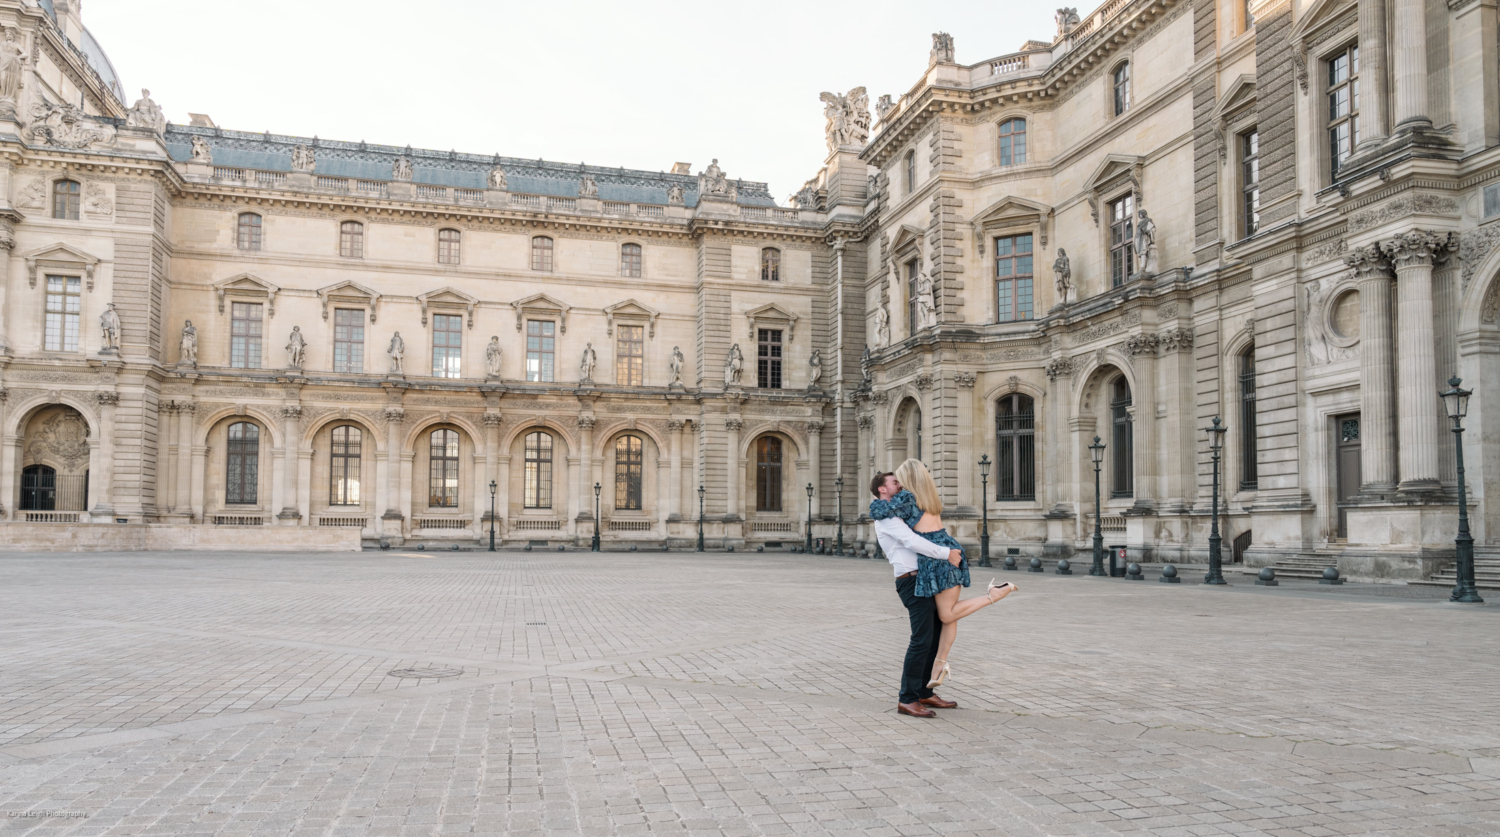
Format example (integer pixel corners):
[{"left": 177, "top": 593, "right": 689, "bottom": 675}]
[
  {"left": 1441, "top": 376, "right": 1483, "bottom": 604},
  {"left": 978, "top": 454, "right": 992, "bottom": 567},
  {"left": 805, "top": 482, "right": 814, "bottom": 553},
  {"left": 592, "top": 482, "right": 601, "bottom": 553},
  {"left": 697, "top": 484, "right": 705, "bottom": 552},
  {"left": 488, "top": 480, "right": 497, "bottom": 552},
  {"left": 835, "top": 477, "right": 845, "bottom": 554},
  {"left": 1089, "top": 436, "right": 1106, "bottom": 576},
  {"left": 1205, "top": 416, "right": 1227, "bottom": 585}
]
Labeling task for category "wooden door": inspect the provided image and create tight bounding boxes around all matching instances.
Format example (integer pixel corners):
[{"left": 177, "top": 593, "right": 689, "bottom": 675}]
[{"left": 1334, "top": 414, "right": 1361, "bottom": 539}]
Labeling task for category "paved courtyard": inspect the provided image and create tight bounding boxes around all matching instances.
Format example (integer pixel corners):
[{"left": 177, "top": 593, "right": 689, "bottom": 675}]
[{"left": 0, "top": 550, "right": 1496, "bottom": 837}]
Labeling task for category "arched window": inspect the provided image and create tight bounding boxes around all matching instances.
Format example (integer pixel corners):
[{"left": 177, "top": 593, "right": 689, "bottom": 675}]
[
  {"left": 904, "top": 150, "right": 917, "bottom": 193},
  {"left": 226, "top": 422, "right": 260, "bottom": 505},
  {"left": 531, "top": 236, "right": 554, "bottom": 272},
  {"left": 755, "top": 436, "right": 783, "bottom": 512},
  {"left": 761, "top": 247, "right": 780, "bottom": 282},
  {"left": 620, "top": 243, "right": 642, "bottom": 278},
  {"left": 237, "top": 213, "right": 263, "bottom": 250},
  {"left": 998, "top": 118, "right": 1027, "bottom": 166},
  {"left": 438, "top": 228, "right": 461, "bottom": 265},
  {"left": 1110, "top": 378, "right": 1134, "bottom": 498},
  {"left": 524, "top": 431, "right": 553, "bottom": 509},
  {"left": 1240, "top": 346, "right": 1258, "bottom": 490},
  {"left": 339, "top": 221, "right": 364, "bottom": 258},
  {"left": 996, "top": 394, "right": 1036, "bottom": 500},
  {"left": 1113, "top": 63, "right": 1132, "bottom": 116},
  {"left": 428, "top": 429, "right": 459, "bottom": 508},
  {"left": 329, "top": 425, "right": 362, "bottom": 505},
  {"left": 53, "top": 179, "right": 80, "bottom": 220},
  {"left": 614, "top": 435, "right": 643, "bottom": 510}
]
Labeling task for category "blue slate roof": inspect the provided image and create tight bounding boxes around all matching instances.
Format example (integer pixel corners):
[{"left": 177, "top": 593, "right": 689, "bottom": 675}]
[{"left": 163, "top": 126, "right": 781, "bottom": 208}]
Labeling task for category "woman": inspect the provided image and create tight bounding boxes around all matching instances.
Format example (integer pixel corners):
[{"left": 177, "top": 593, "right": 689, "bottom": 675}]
[{"left": 871, "top": 459, "right": 1015, "bottom": 688}]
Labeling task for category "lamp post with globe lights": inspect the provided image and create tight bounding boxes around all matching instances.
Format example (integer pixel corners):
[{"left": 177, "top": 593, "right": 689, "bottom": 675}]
[
  {"left": 697, "top": 485, "right": 705, "bottom": 552},
  {"left": 488, "top": 480, "right": 497, "bottom": 552},
  {"left": 804, "top": 482, "right": 814, "bottom": 553},
  {"left": 1089, "top": 436, "right": 1106, "bottom": 576},
  {"left": 1440, "top": 376, "right": 1483, "bottom": 604},
  {"left": 978, "top": 454, "right": 992, "bottom": 567},
  {"left": 1204, "top": 417, "right": 1227, "bottom": 585},
  {"left": 592, "top": 482, "right": 601, "bottom": 552}
]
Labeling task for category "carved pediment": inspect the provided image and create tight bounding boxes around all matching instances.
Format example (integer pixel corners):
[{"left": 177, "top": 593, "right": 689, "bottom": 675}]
[
  {"left": 417, "top": 286, "right": 479, "bottom": 328},
  {"left": 213, "top": 273, "right": 281, "bottom": 316},
  {"left": 745, "top": 302, "right": 799, "bottom": 342},
  {"left": 1211, "top": 75, "right": 1258, "bottom": 162},
  {"left": 512, "top": 292, "right": 571, "bottom": 333},
  {"left": 317, "top": 280, "right": 382, "bottom": 323},
  {"left": 21, "top": 242, "right": 102, "bottom": 290},
  {"left": 889, "top": 224, "right": 925, "bottom": 254},
  {"left": 1083, "top": 154, "right": 1145, "bottom": 225},
  {"left": 603, "top": 299, "right": 661, "bottom": 337},
  {"left": 1289, "top": 0, "right": 1355, "bottom": 44},
  {"left": 971, "top": 196, "right": 1055, "bottom": 253}
]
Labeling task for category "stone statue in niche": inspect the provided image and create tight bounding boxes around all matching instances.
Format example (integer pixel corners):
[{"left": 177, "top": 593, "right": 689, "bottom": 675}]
[
  {"left": 914, "top": 266, "right": 936, "bottom": 329},
  {"left": 291, "top": 144, "right": 315, "bottom": 172},
  {"left": 669, "top": 346, "right": 685, "bottom": 386},
  {"left": 387, "top": 332, "right": 405, "bottom": 375},
  {"left": 860, "top": 345, "right": 873, "bottom": 384},
  {"left": 125, "top": 89, "right": 165, "bottom": 133},
  {"left": 724, "top": 343, "right": 743, "bottom": 387},
  {"left": 808, "top": 349, "right": 823, "bottom": 388},
  {"left": 485, "top": 336, "right": 502, "bottom": 378},
  {"left": 578, "top": 174, "right": 598, "bottom": 198},
  {"left": 99, "top": 303, "right": 121, "bottom": 353},
  {"left": 1133, "top": 209, "right": 1158, "bottom": 276},
  {"left": 392, "top": 155, "right": 413, "bottom": 182},
  {"left": 1053, "top": 248, "right": 1073, "bottom": 303},
  {"left": 487, "top": 166, "right": 507, "bottom": 190},
  {"left": 179, "top": 320, "right": 197, "bottom": 367},
  {"left": 875, "top": 303, "right": 891, "bottom": 347},
  {"left": 285, "top": 326, "right": 307, "bottom": 370},
  {"left": 579, "top": 341, "right": 597, "bottom": 382},
  {"left": 0, "top": 26, "right": 25, "bottom": 112},
  {"left": 189, "top": 135, "right": 211, "bottom": 163},
  {"left": 819, "top": 87, "right": 870, "bottom": 152}
]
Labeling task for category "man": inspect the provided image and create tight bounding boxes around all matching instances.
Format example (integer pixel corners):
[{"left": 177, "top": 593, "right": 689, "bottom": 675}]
[{"left": 870, "top": 471, "right": 963, "bottom": 718}]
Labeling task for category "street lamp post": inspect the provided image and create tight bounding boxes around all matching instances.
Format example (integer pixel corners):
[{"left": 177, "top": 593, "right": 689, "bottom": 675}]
[
  {"left": 805, "top": 483, "right": 814, "bottom": 553},
  {"left": 835, "top": 477, "right": 844, "bottom": 554},
  {"left": 697, "top": 485, "right": 705, "bottom": 552},
  {"left": 488, "top": 480, "right": 497, "bottom": 552},
  {"left": 1205, "top": 416, "right": 1227, "bottom": 585},
  {"left": 1089, "top": 436, "right": 1106, "bottom": 576},
  {"left": 592, "top": 482, "right": 601, "bottom": 552},
  {"left": 1441, "top": 376, "right": 1484, "bottom": 604},
  {"left": 978, "top": 454, "right": 992, "bottom": 567}
]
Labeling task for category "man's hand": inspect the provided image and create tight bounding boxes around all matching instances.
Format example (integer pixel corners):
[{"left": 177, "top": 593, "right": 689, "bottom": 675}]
[{"left": 948, "top": 549, "right": 962, "bottom": 567}]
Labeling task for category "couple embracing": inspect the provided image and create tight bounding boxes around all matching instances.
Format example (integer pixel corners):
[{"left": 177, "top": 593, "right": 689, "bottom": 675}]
[{"left": 870, "top": 459, "right": 1017, "bottom": 718}]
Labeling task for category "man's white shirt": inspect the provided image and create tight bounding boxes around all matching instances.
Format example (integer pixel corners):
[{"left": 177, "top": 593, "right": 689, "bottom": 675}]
[{"left": 873, "top": 516, "right": 952, "bottom": 577}]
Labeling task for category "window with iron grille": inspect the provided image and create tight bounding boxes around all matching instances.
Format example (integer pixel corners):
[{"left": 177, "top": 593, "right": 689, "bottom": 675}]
[
  {"left": 1241, "top": 130, "right": 1260, "bottom": 238},
  {"left": 238, "top": 213, "right": 263, "bottom": 250},
  {"left": 755, "top": 436, "right": 783, "bottom": 511},
  {"left": 996, "top": 394, "right": 1036, "bottom": 500},
  {"left": 53, "top": 179, "right": 80, "bottom": 220},
  {"left": 1328, "top": 45, "right": 1359, "bottom": 176},
  {"left": 1109, "top": 195, "right": 1135, "bottom": 287},
  {"left": 524, "top": 431, "right": 553, "bottom": 508},
  {"left": 230, "top": 302, "right": 263, "bottom": 369},
  {"left": 756, "top": 329, "right": 782, "bottom": 389},
  {"left": 1240, "top": 346, "right": 1258, "bottom": 490},
  {"left": 431, "top": 314, "right": 463, "bottom": 379},
  {"left": 621, "top": 243, "right": 642, "bottom": 278},
  {"left": 1113, "top": 63, "right": 1131, "bottom": 116},
  {"left": 525, "top": 320, "right": 555, "bottom": 382},
  {"left": 1111, "top": 378, "right": 1134, "bottom": 498},
  {"left": 44, "top": 275, "right": 81, "bottom": 352},
  {"left": 615, "top": 434, "right": 643, "bottom": 510},
  {"left": 428, "top": 428, "right": 459, "bottom": 508},
  {"left": 531, "top": 236, "right": 554, "bottom": 271},
  {"left": 333, "top": 308, "right": 364, "bottom": 373},
  {"left": 339, "top": 221, "right": 363, "bottom": 258},
  {"left": 994, "top": 234, "right": 1034, "bottom": 323},
  {"left": 329, "top": 425, "right": 362, "bottom": 505},
  {"left": 761, "top": 248, "right": 780, "bottom": 282},
  {"left": 225, "top": 421, "right": 259, "bottom": 505},
  {"left": 998, "top": 118, "right": 1027, "bottom": 166},
  {"left": 616, "top": 324, "right": 643, "bottom": 386},
  {"left": 438, "top": 228, "right": 461, "bottom": 265}
]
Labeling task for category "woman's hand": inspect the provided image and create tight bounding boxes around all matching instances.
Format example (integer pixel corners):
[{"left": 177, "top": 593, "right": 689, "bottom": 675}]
[{"left": 947, "top": 549, "right": 963, "bottom": 566}]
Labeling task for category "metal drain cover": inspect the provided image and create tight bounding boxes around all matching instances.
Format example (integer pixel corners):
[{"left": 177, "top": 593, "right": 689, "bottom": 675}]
[{"left": 387, "top": 666, "right": 464, "bottom": 679}]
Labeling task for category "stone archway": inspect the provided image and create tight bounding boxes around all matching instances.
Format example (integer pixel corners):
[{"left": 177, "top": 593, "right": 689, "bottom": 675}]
[{"left": 19, "top": 405, "right": 92, "bottom": 516}]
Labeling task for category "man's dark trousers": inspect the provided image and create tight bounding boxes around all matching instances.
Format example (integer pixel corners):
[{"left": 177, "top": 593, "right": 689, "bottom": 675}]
[{"left": 896, "top": 575, "right": 941, "bottom": 704}]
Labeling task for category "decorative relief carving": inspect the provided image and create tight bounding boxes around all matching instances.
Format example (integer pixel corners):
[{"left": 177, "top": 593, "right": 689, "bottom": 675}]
[
  {"left": 1157, "top": 303, "right": 1179, "bottom": 319},
  {"left": 12, "top": 371, "right": 95, "bottom": 383},
  {"left": 857, "top": 415, "right": 874, "bottom": 429},
  {"left": 1380, "top": 229, "right": 1454, "bottom": 269},
  {"left": 25, "top": 410, "right": 91, "bottom": 470},
  {"left": 1347, "top": 195, "right": 1460, "bottom": 233},
  {"left": 1482, "top": 279, "right": 1500, "bottom": 323},
  {"left": 913, "top": 373, "right": 934, "bottom": 390},
  {"left": 94, "top": 391, "right": 119, "bottom": 407},
  {"left": 666, "top": 419, "right": 685, "bottom": 432},
  {"left": 1044, "top": 356, "right": 1075, "bottom": 380},
  {"left": 16, "top": 178, "right": 44, "bottom": 210},
  {"left": 1157, "top": 328, "right": 1194, "bottom": 353},
  {"left": 724, "top": 418, "right": 744, "bottom": 431},
  {"left": 383, "top": 407, "right": 406, "bottom": 424},
  {"left": 1309, "top": 237, "right": 1348, "bottom": 264},
  {"left": 279, "top": 405, "right": 303, "bottom": 420},
  {"left": 198, "top": 387, "right": 268, "bottom": 398},
  {"left": 869, "top": 391, "right": 889, "bottom": 405},
  {"left": 1073, "top": 319, "right": 1125, "bottom": 344},
  {"left": 953, "top": 372, "right": 976, "bottom": 389},
  {"left": 1459, "top": 226, "right": 1500, "bottom": 289},
  {"left": 577, "top": 416, "right": 596, "bottom": 430},
  {"left": 889, "top": 359, "right": 923, "bottom": 379},
  {"left": 1124, "top": 333, "right": 1160, "bottom": 356},
  {"left": 29, "top": 100, "right": 115, "bottom": 148},
  {"left": 84, "top": 183, "right": 112, "bottom": 216}
]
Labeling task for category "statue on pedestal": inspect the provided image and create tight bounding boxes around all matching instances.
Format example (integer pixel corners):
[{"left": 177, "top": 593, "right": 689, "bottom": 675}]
[
  {"left": 579, "top": 342, "right": 597, "bottom": 382},
  {"left": 808, "top": 349, "right": 823, "bottom": 388},
  {"left": 388, "top": 332, "right": 405, "bottom": 375},
  {"left": 1133, "top": 209, "right": 1158, "bottom": 276},
  {"left": 99, "top": 303, "right": 121, "bottom": 353},
  {"left": 724, "top": 343, "right": 743, "bottom": 387},
  {"left": 669, "top": 346, "right": 685, "bottom": 386},
  {"left": 1053, "top": 248, "right": 1073, "bottom": 303},
  {"left": 125, "top": 89, "right": 165, "bottom": 133},
  {"left": 485, "top": 336, "right": 502, "bottom": 378},
  {"left": 285, "top": 326, "right": 306, "bottom": 370},
  {"left": 179, "top": 320, "right": 197, "bottom": 366}
]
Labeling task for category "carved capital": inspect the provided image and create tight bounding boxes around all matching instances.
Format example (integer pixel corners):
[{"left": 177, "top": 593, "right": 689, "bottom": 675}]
[
  {"left": 666, "top": 419, "right": 686, "bottom": 432},
  {"left": 383, "top": 407, "right": 406, "bottom": 424},
  {"left": 953, "top": 372, "right": 977, "bottom": 389},
  {"left": 482, "top": 412, "right": 504, "bottom": 427},
  {"left": 857, "top": 415, "right": 874, "bottom": 429},
  {"left": 280, "top": 405, "right": 303, "bottom": 420},
  {"left": 577, "top": 415, "right": 596, "bottom": 430},
  {"left": 1044, "top": 356, "right": 1076, "bottom": 380},
  {"left": 1157, "top": 327, "right": 1194, "bottom": 353},
  {"left": 1380, "top": 229, "right": 1454, "bottom": 271},
  {"left": 95, "top": 391, "right": 119, "bottom": 407},
  {"left": 724, "top": 418, "right": 744, "bottom": 431},
  {"left": 870, "top": 390, "right": 889, "bottom": 405},
  {"left": 913, "top": 373, "right": 934, "bottom": 391},
  {"left": 1124, "top": 333, "right": 1160, "bottom": 356},
  {"left": 807, "top": 420, "right": 826, "bottom": 432},
  {"left": 1343, "top": 243, "right": 1393, "bottom": 282}
]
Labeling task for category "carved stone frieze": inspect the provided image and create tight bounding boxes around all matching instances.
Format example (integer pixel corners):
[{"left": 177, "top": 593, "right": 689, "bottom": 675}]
[
  {"left": 1124, "top": 333, "right": 1159, "bottom": 356},
  {"left": 1459, "top": 226, "right": 1500, "bottom": 289},
  {"left": 1044, "top": 356, "right": 1075, "bottom": 380},
  {"left": 1347, "top": 195, "right": 1460, "bottom": 234},
  {"left": 1308, "top": 237, "right": 1348, "bottom": 264},
  {"left": 666, "top": 419, "right": 685, "bottom": 432},
  {"left": 1157, "top": 328, "right": 1194, "bottom": 353},
  {"left": 1380, "top": 229, "right": 1454, "bottom": 269}
]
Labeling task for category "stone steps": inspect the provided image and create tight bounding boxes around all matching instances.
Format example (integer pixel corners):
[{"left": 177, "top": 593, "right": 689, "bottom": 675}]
[{"left": 1414, "top": 558, "right": 1500, "bottom": 590}]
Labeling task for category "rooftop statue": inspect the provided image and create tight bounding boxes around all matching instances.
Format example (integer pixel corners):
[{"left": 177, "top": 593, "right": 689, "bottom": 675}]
[
  {"left": 819, "top": 87, "right": 870, "bottom": 152},
  {"left": 125, "top": 88, "right": 166, "bottom": 133},
  {"left": 291, "top": 144, "right": 315, "bottom": 172}
]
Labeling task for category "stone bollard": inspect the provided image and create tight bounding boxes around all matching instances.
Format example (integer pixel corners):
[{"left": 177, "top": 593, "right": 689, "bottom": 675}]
[
  {"left": 1320, "top": 566, "right": 1344, "bottom": 585},
  {"left": 1160, "top": 564, "right": 1180, "bottom": 583},
  {"left": 1255, "top": 567, "right": 1279, "bottom": 586},
  {"left": 1003, "top": 555, "right": 1017, "bottom": 571},
  {"left": 1126, "top": 562, "right": 1144, "bottom": 580},
  {"left": 1028, "top": 557, "right": 1044, "bottom": 573},
  {"left": 1055, "top": 558, "right": 1073, "bottom": 575}
]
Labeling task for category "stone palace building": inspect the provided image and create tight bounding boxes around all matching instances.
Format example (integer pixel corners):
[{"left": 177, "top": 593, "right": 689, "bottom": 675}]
[{"left": 1, "top": 0, "right": 1497, "bottom": 581}]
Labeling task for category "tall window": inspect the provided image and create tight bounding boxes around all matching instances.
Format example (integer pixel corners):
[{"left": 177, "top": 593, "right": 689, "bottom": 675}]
[
  {"left": 755, "top": 436, "right": 783, "bottom": 512},
  {"left": 525, "top": 320, "right": 555, "bottom": 382},
  {"left": 339, "top": 221, "right": 363, "bottom": 258},
  {"left": 428, "top": 429, "right": 459, "bottom": 508},
  {"left": 620, "top": 243, "right": 642, "bottom": 278},
  {"left": 616, "top": 324, "right": 643, "bottom": 386},
  {"left": 1241, "top": 130, "right": 1260, "bottom": 238},
  {"left": 43, "top": 275, "right": 81, "bottom": 352},
  {"left": 438, "top": 228, "right": 461, "bottom": 265},
  {"left": 333, "top": 308, "right": 364, "bottom": 373},
  {"left": 1110, "top": 378, "right": 1134, "bottom": 498},
  {"left": 531, "top": 236, "right": 554, "bottom": 271},
  {"left": 524, "top": 431, "right": 553, "bottom": 508},
  {"left": 53, "top": 179, "right": 80, "bottom": 220},
  {"left": 238, "top": 213, "right": 263, "bottom": 250},
  {"left": 431, "top": 314, "right": 463, "bottom": 378},
  {"left": 230, "top": 302, "right": 263, "bottom": 369},
  {"left": 761, "top": 248, "right": 780, "bottom": 282},
  {"left": 904, "top": 150, "right": 917, "bottom": 193},
  {"left": 1113, "top": 63, "right": 1131, "bottom": 116},
  {"left": 1109, "top": 195, "right": 1135, "bottom": 287},
  {"left": 225, "top": 421, "right": 259, "bottom": 505},
  {"left": 1244, "top": 0, "right": 1254, "bottom": 28},
  {"left": 329, "top": 425, "right": 361, "bottom": 505},
  {"left": 906, "top": 258, "right": 920, "bottom": 333},
  {"left": 996, "top": 394, "right": 1036, "bottom": 501},
  {"left": 998, "top": 118, "right": 1027, "bottom": 166},
  {"left": 994, "top": 233, "right": 1034, "bottom": 323},
  {"left": 756, "top": 329, "right": 782, "bottom": 389},
  {"left": 614, "top": 435, "right": 643, "bottom": 510},
  {"left": 1328, "top": 45, "right": 1360, "bottom": 176},
  {"left": 1240, "top": 346, "right": 1258, "bottom": 490}
]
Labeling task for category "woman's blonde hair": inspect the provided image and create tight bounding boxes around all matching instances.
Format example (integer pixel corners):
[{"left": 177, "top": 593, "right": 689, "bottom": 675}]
[{"left": 894, "top": 458, "right": 942, "bottom": 516}]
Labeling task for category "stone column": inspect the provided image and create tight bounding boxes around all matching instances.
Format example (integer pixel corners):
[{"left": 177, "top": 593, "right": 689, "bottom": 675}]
[
  {"left": 1045, "top": 358, "right": 1077, "bottom": 512},
  {"left": 278, "top": 405, "right": 302, "bottom": 524},
  {"left": 190, "top": 442, "right": 207, "bottom": 523},
  {"left": 667, "top": 419, "right": 685, "bottom": 519},
  {"left": 159, "top": 402, "right": 177, "bottom": 513},
  {"left": 1356, "top": 0, "right": 1390, "bottom": 148},
  {"left": 954, "top": 374, "right": 977, "bottom": 511},
  {"left": 176, "top": 403, "right": 195, "bottom": 520},
  {"left": 1392, "top": 0, "right": 1430, "bottom": 128},
  {"left": 1348, "top": 245, "right": 1398, "bottom": 493},
  {"left": 0, "top": 216, "right": 15, "bottom": 353},
  {"left": 0, "top": 388, "right": 9, "bottom": 518},
  {"left": 1125, "top": 334, "right": 1159, "bottom": 510},
  {"left": 576, "top": 416, "right": 595, "bottom": 524},
  {"left": 382, "top": 407, "right": 405, "bottom": 532},
  {"left": 724, "top": 417, "right": 742, "bottom": 519},
  {"left": 94, "top": 391, "right": 119, "bottom": 515},
  {"left": 496, "top": 453, "right": 512, "bottom": 533},
  {"left": 1383, "top": 230, "right": 1452, "bottom": 492},
  {"left": 482, "top": 412, "right": 501, "bottom": 531},
  {"left": 806, "top": 421, "right": 824, "bottom": 519}
]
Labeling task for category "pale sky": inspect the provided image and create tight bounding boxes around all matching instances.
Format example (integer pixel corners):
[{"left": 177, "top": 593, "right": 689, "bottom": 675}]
[{"left": 84, "top": 1, "right": 1058, "bottom": 201}]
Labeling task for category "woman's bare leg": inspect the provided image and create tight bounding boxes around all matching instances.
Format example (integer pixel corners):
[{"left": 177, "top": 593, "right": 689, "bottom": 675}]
[{"left": 930, "top": 587, "right": 960, "bottom": 683}]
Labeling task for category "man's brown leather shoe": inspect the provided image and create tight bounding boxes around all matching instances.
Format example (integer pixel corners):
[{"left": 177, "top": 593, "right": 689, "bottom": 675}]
[
  {"left": 897, "top": 701, "right": 937, "bottom": 718},
  {"left": 919, "top": 695, "right": 958, "bottom": 709}
]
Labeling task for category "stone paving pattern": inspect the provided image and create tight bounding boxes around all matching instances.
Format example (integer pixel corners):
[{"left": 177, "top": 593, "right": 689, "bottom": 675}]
[{"left": 0, "top": 551, "right": 1497, "bottom": 836}]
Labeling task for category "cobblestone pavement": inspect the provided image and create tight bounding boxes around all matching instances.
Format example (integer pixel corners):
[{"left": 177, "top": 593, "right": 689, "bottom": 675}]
[{"left": 1, "top": 551, "right": 1497, "bottom": 836}]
